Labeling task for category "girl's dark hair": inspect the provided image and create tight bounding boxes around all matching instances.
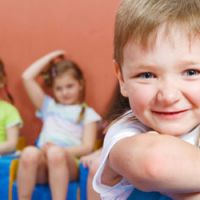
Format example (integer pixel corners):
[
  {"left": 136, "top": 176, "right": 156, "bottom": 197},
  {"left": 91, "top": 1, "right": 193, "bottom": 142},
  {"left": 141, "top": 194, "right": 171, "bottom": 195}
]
[
  {"left": 101, "top": 83, "right": 130, "bottom": 135},
  {"left": 42, "top": 57, "right": 86, "bottom": 123},
  {"left": 105, "top": 83, "right": 130, "bottom": 123},
  {"left": 0, "top": 59, "right": 14, "bottom": 104},
  {"left": 0, "top": 59, "right": 6, "bottom": 84}
]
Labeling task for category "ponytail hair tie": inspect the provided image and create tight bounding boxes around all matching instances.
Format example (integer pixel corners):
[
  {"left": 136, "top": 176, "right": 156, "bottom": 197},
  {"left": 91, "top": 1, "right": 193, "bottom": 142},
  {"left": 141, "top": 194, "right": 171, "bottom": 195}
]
[{"left": 51, "top": 65, "right": 57, "bottom": 78}]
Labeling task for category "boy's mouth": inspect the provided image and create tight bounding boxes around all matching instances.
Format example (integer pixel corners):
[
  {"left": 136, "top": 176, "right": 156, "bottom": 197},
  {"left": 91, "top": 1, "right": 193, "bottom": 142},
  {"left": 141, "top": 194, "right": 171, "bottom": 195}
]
[{"left": 151, "top": 109, "right": 190, "bottom": 119}]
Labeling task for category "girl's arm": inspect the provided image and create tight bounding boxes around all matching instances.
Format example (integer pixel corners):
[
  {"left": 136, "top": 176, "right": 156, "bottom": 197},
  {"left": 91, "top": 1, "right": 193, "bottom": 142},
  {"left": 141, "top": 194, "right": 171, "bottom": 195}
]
[
  {"left": 0, "top": 125, "right": 19, "bottom": 155},
  {"left": 104, "top": 132, "right": 200, "bottom": 194},
  {"left": 66, "top": 122, "right": 98, "bottom": 157},
  {"left": 22, "top": 50, "right": 65, "bottom": 109}
]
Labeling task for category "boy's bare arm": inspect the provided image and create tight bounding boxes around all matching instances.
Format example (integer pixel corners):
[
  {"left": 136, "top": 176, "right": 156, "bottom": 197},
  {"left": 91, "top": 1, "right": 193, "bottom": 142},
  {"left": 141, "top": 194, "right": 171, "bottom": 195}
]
[
  {"left": 168, "top": 192, "right": 200, "bottom": 200},
  {"left": 108, "top": 132, "right": 200, "bottom": 194}
]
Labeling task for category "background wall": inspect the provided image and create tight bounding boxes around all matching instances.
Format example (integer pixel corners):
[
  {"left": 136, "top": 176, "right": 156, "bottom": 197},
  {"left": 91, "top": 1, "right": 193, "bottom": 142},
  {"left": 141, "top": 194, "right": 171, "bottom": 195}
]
[{"left": 0, "top": 0, "right": 120, "bottom": 144}]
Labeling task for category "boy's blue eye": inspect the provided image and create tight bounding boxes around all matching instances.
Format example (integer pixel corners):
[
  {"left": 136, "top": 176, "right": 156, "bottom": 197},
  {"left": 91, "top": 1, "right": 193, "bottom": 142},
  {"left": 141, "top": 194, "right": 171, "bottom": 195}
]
[
  {"left": 183, "top": 69, "right": 200, "bottom": 76},
  {"left": 137, "top": 72, "right": 155, "bottom": 79}
]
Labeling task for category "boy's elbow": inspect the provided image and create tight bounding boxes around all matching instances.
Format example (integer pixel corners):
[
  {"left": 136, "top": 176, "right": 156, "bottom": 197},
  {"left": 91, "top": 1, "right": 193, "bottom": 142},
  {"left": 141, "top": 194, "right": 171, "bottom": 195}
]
[
  {"left": 113, "top": 135, "right": 169, "bottom": 192},
  {"left": 129, "top": 142, "right": 170, "bottom": 191},
  {"left": 143, "top": 150, "right": 167, "bottom": 182}
]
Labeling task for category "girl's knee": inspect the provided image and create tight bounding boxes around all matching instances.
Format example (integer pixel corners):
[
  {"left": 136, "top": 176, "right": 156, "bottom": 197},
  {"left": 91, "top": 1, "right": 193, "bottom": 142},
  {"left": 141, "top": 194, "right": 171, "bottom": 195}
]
[
  {"left": 20, "top": 146, "right": 41, "bottom": 167},
  {"left": 46, "top": 146, "right": 66, "bottom": 165}
]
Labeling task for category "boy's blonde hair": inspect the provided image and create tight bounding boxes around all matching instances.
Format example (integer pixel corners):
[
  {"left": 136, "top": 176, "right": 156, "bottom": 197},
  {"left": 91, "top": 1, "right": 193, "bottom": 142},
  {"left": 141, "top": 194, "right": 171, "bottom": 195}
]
[{"left": 114, "top": 0, "right": 200, "bottom": 65}]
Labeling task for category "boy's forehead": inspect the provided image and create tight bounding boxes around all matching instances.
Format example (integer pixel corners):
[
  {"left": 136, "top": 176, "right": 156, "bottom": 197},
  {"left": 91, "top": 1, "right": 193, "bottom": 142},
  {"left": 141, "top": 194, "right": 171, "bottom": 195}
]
[
  {"left": 124, "top": 24, "right": 199, "bottom": 55},
  {"left": 121, "top": 25, "right": 200, "bottom": 68}
]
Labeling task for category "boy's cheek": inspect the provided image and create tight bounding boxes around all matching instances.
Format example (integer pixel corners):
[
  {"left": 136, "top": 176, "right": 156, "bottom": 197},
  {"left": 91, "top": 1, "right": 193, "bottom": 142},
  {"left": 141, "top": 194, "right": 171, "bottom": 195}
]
[
  {"left": 185, "top": 91, "right": 200, "bottom": 111},
  {"left": 129, "top": 87, "right": 153, "bottom": 104},
  {"left": 129, "top": 96, "right": 146, "bottom": 115}
]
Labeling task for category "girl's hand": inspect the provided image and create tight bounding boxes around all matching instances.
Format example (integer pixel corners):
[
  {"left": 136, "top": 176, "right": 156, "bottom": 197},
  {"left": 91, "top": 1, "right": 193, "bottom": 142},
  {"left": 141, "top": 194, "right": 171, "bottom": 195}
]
[
  {"left": 40, "top": 50, "right": 66, "bottom": 72},
  {"left": 22, "top": 49, "right": 66, "bottom": 110},
  {"left": 80, "top": 149, "right": 101, "bottom": 168}
]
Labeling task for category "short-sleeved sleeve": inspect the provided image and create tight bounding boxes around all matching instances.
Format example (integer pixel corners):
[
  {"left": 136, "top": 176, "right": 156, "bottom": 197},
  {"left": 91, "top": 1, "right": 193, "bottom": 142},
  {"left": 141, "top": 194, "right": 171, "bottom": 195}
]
[
  {"left": 36, "top": 95, "right": 54, "bottom": 120},
  {"left": 93, "top": 111, "right": 150, "bottom": 199},
  {"left": 83, "top": 107, "right": 101, "bottom": 124},
  {"left": 4, "top": 105, "right": 23, "bottom": 128},
  {"left": 0, "top": 101, "right": 23, "bottom": 143}
]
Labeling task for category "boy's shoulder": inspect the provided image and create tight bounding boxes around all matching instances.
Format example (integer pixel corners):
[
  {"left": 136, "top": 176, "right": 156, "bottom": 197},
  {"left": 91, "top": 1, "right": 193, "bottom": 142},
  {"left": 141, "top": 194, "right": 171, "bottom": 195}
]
[{"left": 105, "top": 110, "right": 150, "bottom": 139}]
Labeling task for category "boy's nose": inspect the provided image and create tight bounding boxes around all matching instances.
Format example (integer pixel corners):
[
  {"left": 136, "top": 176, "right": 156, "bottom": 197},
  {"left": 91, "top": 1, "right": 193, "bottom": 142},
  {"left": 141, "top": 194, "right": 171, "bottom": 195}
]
[{"left": 156, "top": 84, "right": 180, "bottom": 106}]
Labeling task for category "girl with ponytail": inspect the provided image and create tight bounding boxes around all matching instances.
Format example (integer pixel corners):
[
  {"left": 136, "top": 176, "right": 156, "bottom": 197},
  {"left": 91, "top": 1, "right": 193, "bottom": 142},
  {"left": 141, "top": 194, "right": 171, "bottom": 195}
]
[{"left": 17, "top": 50, "right": 101, "bottom": 200}]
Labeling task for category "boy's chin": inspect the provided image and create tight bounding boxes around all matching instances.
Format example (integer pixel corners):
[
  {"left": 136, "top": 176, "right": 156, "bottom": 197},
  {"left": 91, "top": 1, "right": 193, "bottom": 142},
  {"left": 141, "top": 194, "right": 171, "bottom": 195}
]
[{"left": 152, "top": 125, "right": 198, "bottom": 137}]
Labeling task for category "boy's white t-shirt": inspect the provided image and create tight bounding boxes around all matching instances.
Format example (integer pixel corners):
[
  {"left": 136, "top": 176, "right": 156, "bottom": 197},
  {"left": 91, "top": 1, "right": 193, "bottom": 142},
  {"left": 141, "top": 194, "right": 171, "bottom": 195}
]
[{"left": 93, "top": 110, "right": 200, "bottom": 200}]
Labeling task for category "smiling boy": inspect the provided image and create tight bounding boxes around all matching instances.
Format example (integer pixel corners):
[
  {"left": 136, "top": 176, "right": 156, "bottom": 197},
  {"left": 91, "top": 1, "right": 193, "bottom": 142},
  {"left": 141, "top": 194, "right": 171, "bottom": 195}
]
[{"left": 93, "top": 0, "right": 200, "bottom": 199}]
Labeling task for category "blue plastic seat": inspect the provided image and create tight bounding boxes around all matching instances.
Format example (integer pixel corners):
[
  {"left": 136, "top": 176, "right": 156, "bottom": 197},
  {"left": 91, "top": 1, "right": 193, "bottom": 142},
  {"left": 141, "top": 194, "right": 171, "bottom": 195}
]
[
  {"left": 12, "top": 180, "right": 78, "bottom": 200},
  {"left": 127, "top": 189, "right": 172, "bottom": 200},
  {"left": 0, "top": 154, "right": 20, "bottom": 200},
  {"left": 79, "top": 163, "right": 172, "bottom": 200},
  {"left": 10, "top": 138, "right": 79, "bottom": 200},
  {"left": 79, "top": 163, "right": 89, "bottom": 200}
]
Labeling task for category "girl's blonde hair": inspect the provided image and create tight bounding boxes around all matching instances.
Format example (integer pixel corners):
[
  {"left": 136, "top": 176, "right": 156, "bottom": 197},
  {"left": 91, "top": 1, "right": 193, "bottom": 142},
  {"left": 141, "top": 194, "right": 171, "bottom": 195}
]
[
  {"left": 42, "top": 58, "right": 86, "bottom": 123},
  {"left": 114, "top": 0, "right": 200, "bottom": 65}
]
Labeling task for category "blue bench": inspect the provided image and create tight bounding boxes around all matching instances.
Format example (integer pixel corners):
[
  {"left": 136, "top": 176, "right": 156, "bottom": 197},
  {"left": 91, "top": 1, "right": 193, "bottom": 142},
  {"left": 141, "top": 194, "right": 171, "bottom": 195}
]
[
  {"left": 12, "top": 180, "right": 78, "bottom": 200},
  {"left": 0, "top": 154, "right": 20, "bottom": 200},
  {"left": 8, "top": 156, "right": 79, "bottom": 200}
]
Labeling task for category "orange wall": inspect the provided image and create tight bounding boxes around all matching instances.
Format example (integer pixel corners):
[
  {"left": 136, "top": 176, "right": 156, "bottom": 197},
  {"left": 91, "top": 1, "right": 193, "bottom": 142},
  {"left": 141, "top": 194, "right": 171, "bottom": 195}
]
[{"left": 0, "top": 0, "right": 120, "bottom": 144}]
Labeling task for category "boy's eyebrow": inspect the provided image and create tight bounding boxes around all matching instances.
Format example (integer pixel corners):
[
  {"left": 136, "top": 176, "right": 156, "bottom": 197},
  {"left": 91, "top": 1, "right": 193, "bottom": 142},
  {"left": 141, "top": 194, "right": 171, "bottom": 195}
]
[
  {"left": 173, "top": 57, "right": 200, "bottom": 67},
  {"left": 128, "top": 59, "right": 200, "bottom": 68},
  {"left": 176, "top": 60, "right": 200, "bottom": 67},
  {"left": 126, "top": 62, "right": 156, "bottom": 69}
]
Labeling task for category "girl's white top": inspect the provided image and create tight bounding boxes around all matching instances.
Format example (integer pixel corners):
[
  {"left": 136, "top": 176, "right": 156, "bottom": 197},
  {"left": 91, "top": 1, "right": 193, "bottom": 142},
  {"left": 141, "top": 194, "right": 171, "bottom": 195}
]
[
  {"left": 36, "top": 96, "right": 101, "bottom": 148},
  {"left": 93, "top": 110, "right": 200, "bottom": 200}
]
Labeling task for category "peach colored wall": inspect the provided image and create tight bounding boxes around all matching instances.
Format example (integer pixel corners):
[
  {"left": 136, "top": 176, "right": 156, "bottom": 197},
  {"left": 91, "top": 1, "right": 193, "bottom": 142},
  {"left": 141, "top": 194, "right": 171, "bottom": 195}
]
[{"left": 0, "top": 0, "right": 120, "bottom": 144}]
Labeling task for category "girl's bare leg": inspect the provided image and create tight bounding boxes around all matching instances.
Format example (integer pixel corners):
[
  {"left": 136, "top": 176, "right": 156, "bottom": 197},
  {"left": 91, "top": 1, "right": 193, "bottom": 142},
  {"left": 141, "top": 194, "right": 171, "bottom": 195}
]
[
  {"left": 46, "top": 146, "right": 79, "bottom": 200},
  {"left": 17, "top": 146, "right": 47, "bottom": 200}
]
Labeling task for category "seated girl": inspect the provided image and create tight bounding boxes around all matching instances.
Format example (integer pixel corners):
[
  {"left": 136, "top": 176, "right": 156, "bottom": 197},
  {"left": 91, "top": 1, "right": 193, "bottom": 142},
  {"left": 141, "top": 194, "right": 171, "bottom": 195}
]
[
  {"left": 17, "top": 50, "right": 101, "bottom": 200},
  {"left": 0, "top": 59, "right": 23, "bottom": 156}
]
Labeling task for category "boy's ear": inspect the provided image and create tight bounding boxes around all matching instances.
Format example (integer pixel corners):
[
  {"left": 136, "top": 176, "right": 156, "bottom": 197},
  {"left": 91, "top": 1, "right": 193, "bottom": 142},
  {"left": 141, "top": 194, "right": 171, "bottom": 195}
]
[{"left": 113, "top": 60, "right": 128, "bottom": 97}]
